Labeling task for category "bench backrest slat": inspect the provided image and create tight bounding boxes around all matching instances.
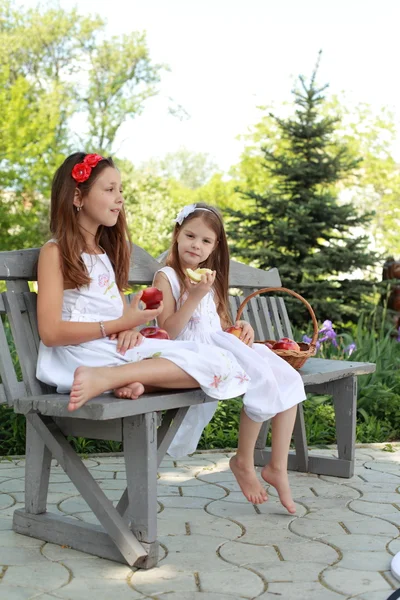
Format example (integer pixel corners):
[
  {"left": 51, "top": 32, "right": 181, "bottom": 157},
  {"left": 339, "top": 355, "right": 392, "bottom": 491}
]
[{"left": 0, "top": 312, "right": 26, "bottom": 405}]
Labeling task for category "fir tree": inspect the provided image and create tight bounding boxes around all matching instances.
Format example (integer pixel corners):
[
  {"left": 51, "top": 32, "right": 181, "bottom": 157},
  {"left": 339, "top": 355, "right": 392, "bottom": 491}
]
[{"left": 227, "top": 56, "right": 379, "bottom": 326}]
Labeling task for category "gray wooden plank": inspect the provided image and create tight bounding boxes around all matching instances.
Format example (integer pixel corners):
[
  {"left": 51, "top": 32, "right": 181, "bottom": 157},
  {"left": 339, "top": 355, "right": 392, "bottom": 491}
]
[
  {"left": 255, "top": 420, "right": 270, "bottom": 450},
  {"left": 54, "top": 417, "right": 123, "bottom": 441},
  {"left": 4, "top": 291, "right": 44, "bottom": 396},
  {"left": 246, "top": 297, "right": 265, "bottom": 340},
  {"left": 300, "top": 358, "right": 376, "bottom": 385},
  {"left": 124, "top": 414, "right": 158, "bottom": 543},
  {"left": 23, "top": 292, "right": 40, "bottom": 351},
  {"left": 291, "top": 405, "right": 308, "bottom": 472},
  {"left": 331, "top": 375, "right": 357, "bottom": 477},
  {"left": 229, "top": 262, "right": 281, "bottom": 288},
  {"left": 25, "top": 419, "right": 52, "bottom": 514},
  {"left": 257, "top": 297, "right": 276, "bottom": 340},
  {"left": 267, "top": 297, "right": 284, "bottom": 340},
  {"left": 27, "top": 413, "right": 147, "bottom": 566},
  {"left": 276, "top": 298, "right": 294, "bottom": 339},
  {"left": 254, "top": 449, "right": 352, "bottom": 477},
  {"left": 0, "top": 312, "right": 25, "bottom": 404},
  {"left": 116, "top": 407, "right": 190, "bottom": 518},
  {"left": 14, "top": 388, "right": 212, "bottom": 419}
]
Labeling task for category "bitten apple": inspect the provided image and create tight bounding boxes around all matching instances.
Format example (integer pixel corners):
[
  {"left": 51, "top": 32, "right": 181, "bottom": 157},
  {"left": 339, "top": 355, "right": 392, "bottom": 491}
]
[
  {"left": 265, "top": 342, "right": 274, "bottom": 349},
  {"left": 140, "top": 326, "right": 170, "bottom": 340},
  {"left": 272, "top": 337, "right": 300, "bottom": 351},
  {"left": 225, "top": 326, "right": 242, "bottom": 338},
  {"left": 141, "top": 287, "right": 163, "bottom": 309},
  {"left": 186, "top": 268, "right": 213, "bottom": 283}
]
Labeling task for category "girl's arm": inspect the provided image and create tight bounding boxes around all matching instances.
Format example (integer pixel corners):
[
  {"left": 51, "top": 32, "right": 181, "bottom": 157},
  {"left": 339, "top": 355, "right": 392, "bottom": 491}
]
[
  {"left": 37, "top": 243, "right": 161, "bottom": 347},
  {"left": 154, "top": 270, "right": 215, "bottom": 339}
]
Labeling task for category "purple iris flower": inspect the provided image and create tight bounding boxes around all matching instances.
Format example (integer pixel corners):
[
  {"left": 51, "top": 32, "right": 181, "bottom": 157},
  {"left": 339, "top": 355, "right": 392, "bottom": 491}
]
[
  {"left": 319, "top": 320, "right": 333, "bottom": 334},
  {"left": 344, "top": 342, "right": 356, "bottom": 356},
  {"left": 397, "top": 327, "right": 400, "bottom": 342}
]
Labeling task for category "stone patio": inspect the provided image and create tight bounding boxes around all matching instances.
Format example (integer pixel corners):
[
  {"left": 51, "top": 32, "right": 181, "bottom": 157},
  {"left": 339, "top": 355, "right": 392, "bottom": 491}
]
[{"left": 0, "top": 446, "right": 399, "bottom": 600}]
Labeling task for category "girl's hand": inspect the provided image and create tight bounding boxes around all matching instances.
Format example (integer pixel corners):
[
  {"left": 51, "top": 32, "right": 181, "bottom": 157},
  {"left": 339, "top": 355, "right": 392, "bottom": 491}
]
[
  {"left": 185, "top": 270, "right": 216, "bottom": 300},
  {"left": 122, "top": 291, "right": 164, "bottom": 329},
  {"left": 109, "top": 329, "right": 143, "bottom": 355},
  {"left": 236, "top": 320, "right": 255, "bottom": 346}
]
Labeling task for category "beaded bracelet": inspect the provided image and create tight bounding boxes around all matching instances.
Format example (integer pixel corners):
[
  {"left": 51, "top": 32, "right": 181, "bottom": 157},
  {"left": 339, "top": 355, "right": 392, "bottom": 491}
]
[{"left": 99, "top": 321, "right": 107, "bottom": 338}]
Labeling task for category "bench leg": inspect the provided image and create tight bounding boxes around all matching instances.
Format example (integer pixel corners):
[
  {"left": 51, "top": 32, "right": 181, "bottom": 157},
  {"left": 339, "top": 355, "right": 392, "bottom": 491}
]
[
  {"left": 332, "top": 375, "right": 357, "bottom": 477},
  {"left": 24, "top": 418, "right": 52, "bottom": 514},
  {"left": 123, "top": 413, "right": 159, "bottom": 569},
  {"left": 14, "top": 413, "right": 147, "bottom": 566}
]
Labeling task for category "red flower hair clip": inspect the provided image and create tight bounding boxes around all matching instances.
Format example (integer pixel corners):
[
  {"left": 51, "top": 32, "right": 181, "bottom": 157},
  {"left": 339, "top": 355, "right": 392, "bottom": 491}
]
[{"left": 71, "top": 154, "right": 104, "bottom": 184}]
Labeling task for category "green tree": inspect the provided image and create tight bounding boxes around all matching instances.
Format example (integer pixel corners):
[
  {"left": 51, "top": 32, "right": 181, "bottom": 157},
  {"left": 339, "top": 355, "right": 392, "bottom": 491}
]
[
  {"left": 0, "top": 0, "right": 163, "bottom": 250},
  {"left": 226, "top": 59, "right": 379, "bottom": 326},
  {"left": 144, "top": 147, "right": 218, "bottom": 189}
]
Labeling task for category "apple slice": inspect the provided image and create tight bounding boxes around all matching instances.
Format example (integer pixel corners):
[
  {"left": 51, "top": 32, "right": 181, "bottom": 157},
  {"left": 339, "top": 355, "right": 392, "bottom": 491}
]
[{"left": 186, "top": 268, "right": 213, "bottom": 283}]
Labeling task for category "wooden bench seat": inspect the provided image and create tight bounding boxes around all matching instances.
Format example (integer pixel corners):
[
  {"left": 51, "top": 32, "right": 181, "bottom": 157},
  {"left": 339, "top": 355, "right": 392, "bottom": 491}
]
[{"left": 0, "top": 245, "right": 376, "bottom": 568}]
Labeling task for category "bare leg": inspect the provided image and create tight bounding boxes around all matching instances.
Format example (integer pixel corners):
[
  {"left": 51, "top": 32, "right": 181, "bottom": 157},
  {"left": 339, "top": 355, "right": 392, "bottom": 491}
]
[
  {"left": 69, "top": 359, "right": 198, "bottom": 411},
  {"left": 229, "top": 408, "right": 268, "bottom": 505},
  {"left": 261, "top": 405, "right": 297, "bottom": 514}
]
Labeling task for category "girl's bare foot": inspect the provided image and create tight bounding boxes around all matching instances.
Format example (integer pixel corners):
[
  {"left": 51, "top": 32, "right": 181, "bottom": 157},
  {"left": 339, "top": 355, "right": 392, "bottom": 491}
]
[
  {"left": 230, "top": 455, "right": 268, "bottom": 504},
  {"left": 261, "top": 464, "right": 296, "bottom": 514},
  {"left": 68, "top": 366, "right": 113, "bottom": 412},
  {"left": 114, "top": 382, "right": 145, "bottom": 399}
]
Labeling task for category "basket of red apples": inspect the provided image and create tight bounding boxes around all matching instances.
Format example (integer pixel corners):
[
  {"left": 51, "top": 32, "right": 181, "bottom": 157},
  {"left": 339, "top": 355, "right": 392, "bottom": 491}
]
[{"left": 235, "top": 287, "right": 319, "bottom": 370}]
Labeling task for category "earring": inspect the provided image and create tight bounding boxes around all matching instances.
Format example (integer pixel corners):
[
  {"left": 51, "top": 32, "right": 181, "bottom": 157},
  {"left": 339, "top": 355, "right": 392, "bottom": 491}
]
[{"left": 76, "top": 206, "right": 81, "bottom": 212}]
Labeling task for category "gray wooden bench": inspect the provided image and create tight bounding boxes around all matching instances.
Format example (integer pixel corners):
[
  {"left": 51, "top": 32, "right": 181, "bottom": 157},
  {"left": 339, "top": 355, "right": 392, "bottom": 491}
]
[{"left": 0, "top": 245, "right": 375, "bottom": 568}]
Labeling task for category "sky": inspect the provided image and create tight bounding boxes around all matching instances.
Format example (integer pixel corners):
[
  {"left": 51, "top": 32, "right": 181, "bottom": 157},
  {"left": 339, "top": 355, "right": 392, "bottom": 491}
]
[{"left": 21, "top": 0, "right": 400, "bottom": 171}]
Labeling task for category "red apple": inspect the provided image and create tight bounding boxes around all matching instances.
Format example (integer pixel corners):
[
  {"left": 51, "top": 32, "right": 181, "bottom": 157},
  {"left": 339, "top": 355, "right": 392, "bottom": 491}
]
[
  {"left": 141, "top": 287, "right": 163, "bottom": 309},
  {"left": 225, "top": 326, "right": 242, "bottom": 338},
  {"left": 140, "top": 326, "right": 170, "bottom": 340},
  {"left": 265, "top": 342, "right": 274, "bottom": 349},
  {"left": 272, "top": 337, "right": 300, "bottom": 352}
]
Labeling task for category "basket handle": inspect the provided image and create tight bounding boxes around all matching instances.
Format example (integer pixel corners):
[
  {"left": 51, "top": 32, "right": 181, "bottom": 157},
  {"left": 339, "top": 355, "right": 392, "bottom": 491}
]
[{"left": 235, "top": 287, "right": 319, "bottom": 348}]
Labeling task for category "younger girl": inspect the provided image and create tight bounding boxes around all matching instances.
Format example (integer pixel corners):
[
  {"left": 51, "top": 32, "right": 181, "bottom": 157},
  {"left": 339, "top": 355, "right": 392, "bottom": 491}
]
[
  {"left": 153, "top": 203, "right": 307, "bottom": 512},
  {"left": 36, "top": 154, "right": 253, "bottom": 422}
]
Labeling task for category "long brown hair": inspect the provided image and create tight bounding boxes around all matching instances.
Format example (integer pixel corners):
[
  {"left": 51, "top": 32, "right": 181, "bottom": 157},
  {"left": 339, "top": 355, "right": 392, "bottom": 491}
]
[
  {"left": 50, "top": 152, "right": 132, "bottom": 290},
  {"left": 166, "top": 202, "right": 232, "bottom": 326}
]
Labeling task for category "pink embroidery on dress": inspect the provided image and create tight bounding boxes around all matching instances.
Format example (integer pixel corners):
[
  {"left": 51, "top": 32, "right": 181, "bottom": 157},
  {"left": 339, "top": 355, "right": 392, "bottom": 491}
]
[
  {"left": 210, "top": 375, "right": 222, "bottom": 389},
  {"left": 189, "top": 316, "right": 201, "bottom": 325},
  {"left": 235, "top": 372, "right": 250, "bottom": 384},
  {"left": 98, "top": 274, "right": 110, "bottom": 287}
]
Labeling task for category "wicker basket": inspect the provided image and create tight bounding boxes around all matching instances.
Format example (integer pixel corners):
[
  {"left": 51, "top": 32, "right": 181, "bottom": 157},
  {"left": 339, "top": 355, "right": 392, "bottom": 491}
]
[{"left": 236, "top": 287, "right": 319, "bottom": 370}]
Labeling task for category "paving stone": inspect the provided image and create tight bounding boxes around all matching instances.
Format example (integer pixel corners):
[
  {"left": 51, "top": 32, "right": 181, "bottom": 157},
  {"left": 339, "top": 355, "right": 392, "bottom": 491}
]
[
  {"left": 344, "top": 518, "right": 399, "bottom": 536},
  {"left": 249, "top": 560, "right": 323, "bottom": 582},
  {"left": 0, "top": 468, "right": 24, "bottom": 478},
  {"left": 130, "top": 565, "right": 198, "bottom": 595},
  {"left": 156, "top": 485, "right": 182, "bottom": 497},
  {"left": 354, "top": 592, "right": 400, "bottom": 600},
  {"left": 338, "top": 550, "right": 392, "bottom": 571},
  {"left": 277, "top": 539, "right": 339, "bottom": 564},
  {"left": 150, "top": 593, "right": 239, "bottom": 600},
  {"left": 0, "top": 493, "right": 16, "bottom": 510},
  {"left": 0, "top": 546, "right": 47, "bottom": 565},
  {"left": 3, "top": 562, "right": 70, "bottom": 591},
  {"left": 388, "top": 538, "right": 400, "bottom": 554},
  {"left": 0, "top": 478, "right": 25, "bottom": 493},
  {"left": 364, "top": 461, "right": 400, "bottom": 474},
  {"left": 217, "top": 541, "right": 281, "bottom": 567},
  {"left": 321, "top": 534, "right": 394, "bottom": 552},
  {"left": 158, "top": 496, "right": 217, "bottom": 509},
  {"left": 41, "top": 542, "right": 99, "bottom": 562},
  {"left": 61, "top": 556, "right": 131, "bottom": 579},
  {"left": 321, "top": 567, "right": 392, "bottom": 595},
  {"left": 357, "top": 492, "right": 400, "bottom": 503},
  {"left": 207, "top": 497, "right": 306, "bottom": 520},
  {"left": 199, "top": 565, "right": 265, "bottom": 597},
  {"left": 0, "top": 530, "right": 44, "bottom": 549},
  {"left": 0, "top": 585, "right": 34, "bottom": 599},
  {"left": 158, "top": 507, "right": 243, "bottom": 539},
  {"left": 289, "top": 517, "right": 351, "bottom": 539},
  {"left": 180, "top": 485, "right": 228, "bottom": 500},
  {"left": 239, "top": 527, "right": 309, "bottom": 546},
  {"left": 0, "top": 516, "right": 12, "bottom": 531},
  {"left": 196, "top": 472, "right": 238, "bottom": 484},
  {"left": 349, "top": 499, "right": 400, "bottom": 517},
  {"left": 54, "top": 579, "right": 144, "bottom": 600},
  {"left": 300, "top": 507, "right": 371, "bottom": 521},
  {"left": 159, "top": 534, "right": 231, "bottom": 571},
  {"left": 258, "top": 581, "right": 344, "bottom": 599}
]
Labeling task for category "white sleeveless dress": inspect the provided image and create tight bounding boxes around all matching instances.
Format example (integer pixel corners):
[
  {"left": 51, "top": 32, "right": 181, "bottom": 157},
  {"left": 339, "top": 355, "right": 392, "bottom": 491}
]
[
  {"left": 157, "top": 267, "right": 306, "bottom": 458},
  {"left": 36, "top": 251, "right": 252, "bottom": 409}
]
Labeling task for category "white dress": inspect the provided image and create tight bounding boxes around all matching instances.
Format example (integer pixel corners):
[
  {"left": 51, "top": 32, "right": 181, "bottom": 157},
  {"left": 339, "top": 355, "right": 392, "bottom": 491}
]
[
  {"left": 157, "top": 267, "right": 306, "bottom": 458},
  {"left": 36, "top": 251, "right": 253, "bottom": 408}
]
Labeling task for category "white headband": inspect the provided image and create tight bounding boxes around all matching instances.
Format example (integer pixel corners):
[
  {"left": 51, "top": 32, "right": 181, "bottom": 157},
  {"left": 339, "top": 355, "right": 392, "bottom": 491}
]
[{"left": 174, "top": 204, "right": 213, "bottom": 226}]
